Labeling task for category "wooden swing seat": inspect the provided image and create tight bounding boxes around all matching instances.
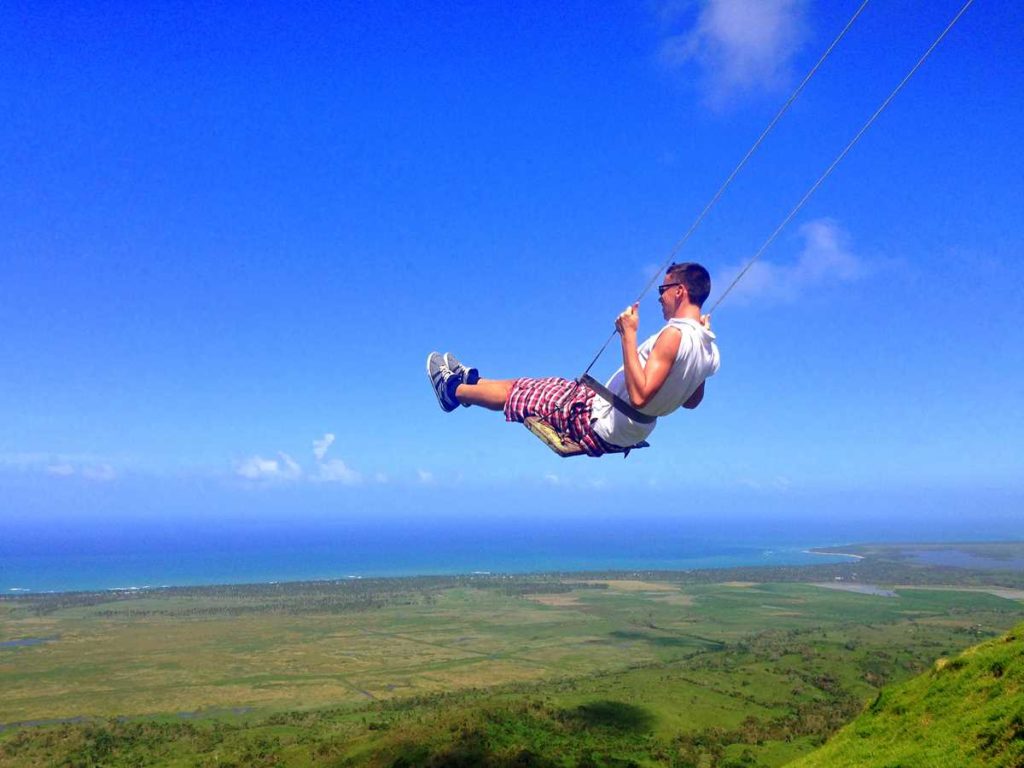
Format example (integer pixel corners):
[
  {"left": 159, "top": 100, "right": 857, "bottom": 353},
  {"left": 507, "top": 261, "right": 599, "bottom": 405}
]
[{"left": 523, "top": 416, "right": 649, "bottom": 458}]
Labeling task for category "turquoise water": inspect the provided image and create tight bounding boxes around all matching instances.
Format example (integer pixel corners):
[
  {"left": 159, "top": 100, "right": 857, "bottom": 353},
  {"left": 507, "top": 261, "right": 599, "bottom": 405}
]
[
  {"left": 1, "top": 547, "right": 855, "bottom": 593},
  {"left": 0, "top": 516, "right": 862, "bottom": 593}
]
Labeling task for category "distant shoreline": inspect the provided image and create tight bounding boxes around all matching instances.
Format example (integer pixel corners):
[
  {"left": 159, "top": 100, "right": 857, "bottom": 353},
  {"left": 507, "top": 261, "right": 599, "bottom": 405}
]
[
  {"left": 1, "top": 545, "right": 867, "bottom": 596},
  {"left": 2, "top": 554, "right": 874, "bottom": 598},
  {"left": 805, "top": 549, "right": 864, "bottom": 561}
]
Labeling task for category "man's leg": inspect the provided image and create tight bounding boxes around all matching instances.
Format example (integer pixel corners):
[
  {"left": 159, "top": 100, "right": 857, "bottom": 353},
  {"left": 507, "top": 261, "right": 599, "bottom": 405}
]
[{"left": 454, "top": 378, "right": 514, "bottom": 411}]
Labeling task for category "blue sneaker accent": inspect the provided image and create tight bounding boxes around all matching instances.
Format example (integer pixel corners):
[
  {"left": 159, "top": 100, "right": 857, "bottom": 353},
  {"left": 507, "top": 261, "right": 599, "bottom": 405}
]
[
  {"left": 426, "top": 352, "right": 459, "bottom": 412},
  {"left": 444, "top": 353, "right": 478, "bottom": 409},
  {"left": 444, "top": 352, "right": 479, "bottom": 385}
]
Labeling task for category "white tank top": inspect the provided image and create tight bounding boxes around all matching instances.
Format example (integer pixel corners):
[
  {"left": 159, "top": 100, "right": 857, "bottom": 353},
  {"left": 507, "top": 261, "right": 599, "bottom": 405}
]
[{"left": 591, "top": 318, "right": 720, "bottom": 447}]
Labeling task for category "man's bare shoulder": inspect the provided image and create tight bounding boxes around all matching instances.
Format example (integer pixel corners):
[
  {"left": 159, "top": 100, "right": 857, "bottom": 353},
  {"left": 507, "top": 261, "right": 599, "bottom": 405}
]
[{"left": 652, "top": 325, "right": 683, "bottom": 357}]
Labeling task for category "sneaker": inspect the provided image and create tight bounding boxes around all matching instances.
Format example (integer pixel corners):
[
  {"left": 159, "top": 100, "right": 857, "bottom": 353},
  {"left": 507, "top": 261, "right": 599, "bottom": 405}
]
[
  {"left": 426, "top": 352, "right": 459, "bottom": 412},
  {"left": 443, "top": 352, "right": 479, "bottom": 385}
]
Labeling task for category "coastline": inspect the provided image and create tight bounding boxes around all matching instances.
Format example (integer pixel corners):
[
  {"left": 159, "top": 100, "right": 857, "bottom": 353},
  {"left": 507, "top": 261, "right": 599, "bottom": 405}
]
[
  {"left": 1, "top": 545, "right": 860, "bottom": 595},
  {"left": 805, "top": 549, "right": 865, "bottom": 561}
]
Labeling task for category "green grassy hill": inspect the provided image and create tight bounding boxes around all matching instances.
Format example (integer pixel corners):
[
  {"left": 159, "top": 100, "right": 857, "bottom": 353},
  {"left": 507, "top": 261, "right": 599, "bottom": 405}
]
[{"left": 791, "top": 621, "right": 1024, "bottom": 767}]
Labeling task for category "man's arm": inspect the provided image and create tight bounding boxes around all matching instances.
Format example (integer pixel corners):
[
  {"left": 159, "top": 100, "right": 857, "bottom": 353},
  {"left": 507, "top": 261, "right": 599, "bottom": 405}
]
[
  {"left": 683, "top": 381, "right": 705, "bottom": 409},
  {"left": 615, "top": 304, "right": 681, "bottom": 409}
]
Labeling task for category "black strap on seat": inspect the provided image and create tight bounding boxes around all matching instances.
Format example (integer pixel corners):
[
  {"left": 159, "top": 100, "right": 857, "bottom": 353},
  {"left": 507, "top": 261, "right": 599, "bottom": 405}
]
[{"left": 580, "top": 374, "right": 656, "bottom": 425}]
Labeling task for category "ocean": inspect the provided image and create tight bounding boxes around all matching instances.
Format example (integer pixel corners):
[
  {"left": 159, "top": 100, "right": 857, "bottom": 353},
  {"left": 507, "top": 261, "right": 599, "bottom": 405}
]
[
  {"left": 2, "top": 510, "right": 1018, "bottom": 594},
  {"left": 0, "top": 515, "right": 868, "bottom": 593}
]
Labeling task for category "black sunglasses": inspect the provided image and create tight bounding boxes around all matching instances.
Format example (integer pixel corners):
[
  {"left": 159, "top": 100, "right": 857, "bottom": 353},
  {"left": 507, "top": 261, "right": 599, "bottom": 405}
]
[{"left": 657, "top": 282, "right": 684, "bottom": 296}]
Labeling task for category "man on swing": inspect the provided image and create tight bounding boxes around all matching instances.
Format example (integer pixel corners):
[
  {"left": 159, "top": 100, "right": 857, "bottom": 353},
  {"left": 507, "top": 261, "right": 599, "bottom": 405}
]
[{"left": 426, "top": 262, "right": 720, "bottom": 456}]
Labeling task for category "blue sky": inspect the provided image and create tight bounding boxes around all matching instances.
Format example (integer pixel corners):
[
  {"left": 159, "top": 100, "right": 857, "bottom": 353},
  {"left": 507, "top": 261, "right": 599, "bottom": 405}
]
[{"left": 1, "top": 0, "right": 1022, "bottom": 531}]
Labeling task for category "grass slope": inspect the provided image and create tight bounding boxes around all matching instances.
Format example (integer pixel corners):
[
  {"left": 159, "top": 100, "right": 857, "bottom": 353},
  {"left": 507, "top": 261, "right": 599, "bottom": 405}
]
[{"left": 792, "top": 621, "right": 1024, "bottom": 768}]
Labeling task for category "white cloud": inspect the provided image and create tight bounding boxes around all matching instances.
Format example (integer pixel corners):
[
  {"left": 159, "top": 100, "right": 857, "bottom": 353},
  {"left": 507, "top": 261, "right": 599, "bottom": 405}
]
[
  {"left": 311, "top": 432, "right": 361, "bottom": 483},
  {"left": 737, "top": 474, "right": 793, "bottom": 492},
  {"left": 235, "top": 434, "right": 369, "bottom": 487},
  {"left": 236, "top": 456, "right": 279, "bottom": 480},
  {"left": 236, "top": 452, "right": 302, "bottom": 482},
  {"left": 659, "top": 0, "right": 807, "bottom": 107},
  {"left": 312, "top": 433, "right": 335, "bottom": 462},
  {"left": 715, "top": 218, "right": 864, "bottom": 305},
  {"left": 81, "top": 463, "right": 117, "bottom": 482},
  {"left": 373, "top": 472, "right": 389, "bottom": 484},
  {"left": 315, "top": 458, "right": 361, "bottom": 485},
  {"left": 3, "top": 454, "right": 119, "bottom": 481},
  {"left": 280, "top": 453, "right": 301, "bottom": 477},
  {"left": 543, "top": 473, "right": 561, "bottom": 485},
  {"left": 417, "top": 469, "right": 435, "bottom": 485}
]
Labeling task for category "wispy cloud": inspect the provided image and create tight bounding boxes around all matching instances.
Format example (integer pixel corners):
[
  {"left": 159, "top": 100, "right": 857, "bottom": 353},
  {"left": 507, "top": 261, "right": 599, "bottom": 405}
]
[
  {"left": 235, "top": 452, "right": 302, "bottom": 482},
  {"left": 715, "top": 218, "right": 864, "bottom": 304},
  {"left": 417, "top": 469, "right": 435, "bottom": 485},
  {"left": 0, "top": 453, "right": 119, "bottom": 482},
  {"left": 315, "top": 458, "right": 361, "bottom": 485},
  {"left": 80, "top": 463, "right": 118, "bottom": 482},
  {"left": 738, "top": 474, "right": 793, "bottom": 492},
  {"left": 236, "top": 433, "right": 367, "bottom": 486},
  {"left": 312, "top": 432, "right": 362, "bottom": 484},
  {"left": 312, "top": 433, "right": 335, "bottom": 462},
  {"left": 659, "top": 0, "right": 808, "bottom": 107}
]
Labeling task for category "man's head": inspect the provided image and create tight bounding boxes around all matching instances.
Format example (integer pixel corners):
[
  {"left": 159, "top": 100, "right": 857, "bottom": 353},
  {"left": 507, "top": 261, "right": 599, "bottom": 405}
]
[{"left": 658, "top": 262, "right": 711, "bottom": 319}]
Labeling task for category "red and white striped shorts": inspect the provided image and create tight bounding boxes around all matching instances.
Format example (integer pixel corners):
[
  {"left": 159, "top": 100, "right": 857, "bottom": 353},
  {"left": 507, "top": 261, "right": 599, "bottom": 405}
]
[{"left": 503, "top": 377, "right": 616, "bottom": 457}]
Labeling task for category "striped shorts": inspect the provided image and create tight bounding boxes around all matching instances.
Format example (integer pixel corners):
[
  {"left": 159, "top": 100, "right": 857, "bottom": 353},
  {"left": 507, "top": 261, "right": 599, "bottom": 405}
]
[{"left": 503, "top": 377, "right": 617, "bottom": 457}]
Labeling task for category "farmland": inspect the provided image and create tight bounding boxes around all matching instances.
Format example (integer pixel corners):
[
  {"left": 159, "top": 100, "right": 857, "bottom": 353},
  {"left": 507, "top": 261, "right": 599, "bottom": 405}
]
[{"left": 2, "top": 554, "right": 1023, "bottom": 765}]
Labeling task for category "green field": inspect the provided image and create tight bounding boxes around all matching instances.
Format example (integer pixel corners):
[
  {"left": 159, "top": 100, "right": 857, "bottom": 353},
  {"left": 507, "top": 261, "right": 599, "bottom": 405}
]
[{"left": 2, "top": 557, "right": 1023, "bottom": 766}]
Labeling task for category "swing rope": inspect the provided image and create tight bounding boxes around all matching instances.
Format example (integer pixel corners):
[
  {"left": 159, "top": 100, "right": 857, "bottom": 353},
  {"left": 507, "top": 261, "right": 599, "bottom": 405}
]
[
  {"left": 707, "top": 0, "right": 976, "bottom": 315},
  {"left": 575, "top": 0, "right": 872, "bottom": 383}
]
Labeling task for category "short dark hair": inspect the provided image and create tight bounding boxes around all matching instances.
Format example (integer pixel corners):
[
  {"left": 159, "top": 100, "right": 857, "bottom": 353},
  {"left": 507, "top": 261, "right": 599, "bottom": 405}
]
[{"left": 666, "top": 262, "right": 711, "bottom": 308}]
